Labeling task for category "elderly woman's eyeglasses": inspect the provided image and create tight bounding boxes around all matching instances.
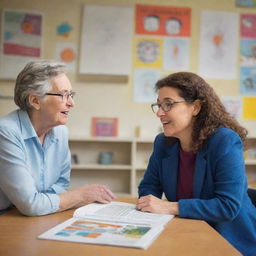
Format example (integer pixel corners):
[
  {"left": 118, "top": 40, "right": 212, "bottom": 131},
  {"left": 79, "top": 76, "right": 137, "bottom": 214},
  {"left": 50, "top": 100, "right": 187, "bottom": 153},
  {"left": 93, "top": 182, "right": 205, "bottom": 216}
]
[
  {"left": 151, "top": 101, "right": 188, "bottom": 113},
  {"left": 45, "top": 92, "right": 76, "bottom": 102}
]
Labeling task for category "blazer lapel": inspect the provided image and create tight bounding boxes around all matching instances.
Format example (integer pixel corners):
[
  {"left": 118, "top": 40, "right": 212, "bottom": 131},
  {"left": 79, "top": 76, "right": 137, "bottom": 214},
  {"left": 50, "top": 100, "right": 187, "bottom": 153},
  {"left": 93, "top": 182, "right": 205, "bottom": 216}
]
[{"left": 193, "top": 149, "right": 207, "bottom": 198}]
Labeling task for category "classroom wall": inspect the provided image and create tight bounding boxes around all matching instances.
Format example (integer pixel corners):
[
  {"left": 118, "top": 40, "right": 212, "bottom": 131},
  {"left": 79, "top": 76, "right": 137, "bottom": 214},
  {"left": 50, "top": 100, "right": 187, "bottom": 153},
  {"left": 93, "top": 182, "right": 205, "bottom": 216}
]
[{"left": 0, "top": 0, "right": 256, "bottom": 138}]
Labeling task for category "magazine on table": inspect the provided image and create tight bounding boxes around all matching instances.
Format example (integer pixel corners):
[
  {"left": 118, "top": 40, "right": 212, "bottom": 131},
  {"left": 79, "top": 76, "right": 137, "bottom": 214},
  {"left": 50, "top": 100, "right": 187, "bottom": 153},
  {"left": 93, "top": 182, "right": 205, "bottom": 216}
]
[{"left": 38, "top": 201, "right": 174, "bottom": 249}]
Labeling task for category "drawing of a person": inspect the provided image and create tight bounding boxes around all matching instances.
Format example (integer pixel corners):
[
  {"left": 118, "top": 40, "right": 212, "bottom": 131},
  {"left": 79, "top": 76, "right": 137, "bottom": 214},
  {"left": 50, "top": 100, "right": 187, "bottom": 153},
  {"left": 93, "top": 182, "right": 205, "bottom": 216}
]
[
  {"left": 211, "top": 30, "right": 225, "bottom": 58},
  {"left": 241, "top": 42, "right": 256, "bottom": 65},
  {"left": 137, "top": 41, "right": 159, "bottom": 63},
  {"left": 165, "top": 18, "right": 182, "bottom": 35},
  {"left": 244, "top": 77, "right": 254, "bottom": 89},
  {"left": 143, "top": 15, "right": 160, "bottom": 32}
]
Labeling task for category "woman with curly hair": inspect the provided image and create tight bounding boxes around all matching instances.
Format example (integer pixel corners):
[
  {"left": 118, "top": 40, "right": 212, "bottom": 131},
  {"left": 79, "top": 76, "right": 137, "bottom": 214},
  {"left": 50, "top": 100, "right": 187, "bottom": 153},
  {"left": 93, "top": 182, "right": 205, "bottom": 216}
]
[{"left": 136, "top": 72, "right": 256, "bottom": 255}]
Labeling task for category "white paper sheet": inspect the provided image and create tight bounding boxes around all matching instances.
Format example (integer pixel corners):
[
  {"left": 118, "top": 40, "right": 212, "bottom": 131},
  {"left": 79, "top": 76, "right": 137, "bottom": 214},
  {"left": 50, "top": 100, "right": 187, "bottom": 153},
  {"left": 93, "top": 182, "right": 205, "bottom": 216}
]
[
  {"left": 79, "top": 5, "right": 133, "bottom": 76},
  {"left": 198, "top": 11, "right": 239, "bottom": 79}
]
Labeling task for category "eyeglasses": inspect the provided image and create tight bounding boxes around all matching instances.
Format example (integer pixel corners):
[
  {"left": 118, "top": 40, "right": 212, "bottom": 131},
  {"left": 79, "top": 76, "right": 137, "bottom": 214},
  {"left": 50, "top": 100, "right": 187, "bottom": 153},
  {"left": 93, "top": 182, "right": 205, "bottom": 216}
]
[
  {"left": 151, "top": 100, "right": 189, "bottom": 113},
  {"left": 45, "top": 92, "right": 76, "bottom": 102}
]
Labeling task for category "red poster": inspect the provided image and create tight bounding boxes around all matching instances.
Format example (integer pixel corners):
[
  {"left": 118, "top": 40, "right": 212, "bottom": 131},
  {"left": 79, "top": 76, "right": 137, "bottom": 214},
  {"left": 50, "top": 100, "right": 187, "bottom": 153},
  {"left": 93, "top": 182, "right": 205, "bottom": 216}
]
[
  {"left": 241, "top": 14, "right": 256, "bottom": 38},
  {"left": 136, "top": 4, "right": 191, "bottom": 37}
]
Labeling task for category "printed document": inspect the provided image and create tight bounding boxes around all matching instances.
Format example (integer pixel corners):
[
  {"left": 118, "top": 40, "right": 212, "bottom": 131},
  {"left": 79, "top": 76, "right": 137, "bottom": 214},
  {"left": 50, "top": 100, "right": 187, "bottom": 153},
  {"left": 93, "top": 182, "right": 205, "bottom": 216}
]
[{"left": 38, "top": 201, "right": 174, "bottom": 249}]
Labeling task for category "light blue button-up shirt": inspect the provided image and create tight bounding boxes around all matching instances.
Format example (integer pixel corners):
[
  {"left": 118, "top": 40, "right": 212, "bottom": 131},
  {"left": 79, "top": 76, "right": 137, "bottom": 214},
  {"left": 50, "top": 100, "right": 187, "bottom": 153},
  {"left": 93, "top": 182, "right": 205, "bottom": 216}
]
[{"left": 0, "top": 110, "right": 71, "bottom": 216}]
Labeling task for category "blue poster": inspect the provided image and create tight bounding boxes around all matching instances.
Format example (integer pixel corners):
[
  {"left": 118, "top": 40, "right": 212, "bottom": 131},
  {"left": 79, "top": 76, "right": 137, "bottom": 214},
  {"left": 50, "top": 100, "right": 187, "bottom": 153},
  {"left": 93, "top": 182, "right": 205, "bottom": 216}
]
[
  {"left": 240, "top": 66, "right": 256, "bottom": 94},
  {"left": 236, "top": 0, "right": 256, "bottom": 7},
  {"left": 240, "top": 39, "right": 256, "bottom": 66}
]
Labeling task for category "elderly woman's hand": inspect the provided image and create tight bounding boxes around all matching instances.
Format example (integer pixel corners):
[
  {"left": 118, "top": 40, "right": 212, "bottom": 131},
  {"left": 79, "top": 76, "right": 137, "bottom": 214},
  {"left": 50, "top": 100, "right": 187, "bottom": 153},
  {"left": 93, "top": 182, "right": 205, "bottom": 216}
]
[
  {"left": 59, "top": 184, "right": 116, "bottom": 211},
  {"left": 77, "top": 184, "right": 117, "bottom": 204},
  {"left": 136, "top": 194, "right": 179, "bottom": 215}
]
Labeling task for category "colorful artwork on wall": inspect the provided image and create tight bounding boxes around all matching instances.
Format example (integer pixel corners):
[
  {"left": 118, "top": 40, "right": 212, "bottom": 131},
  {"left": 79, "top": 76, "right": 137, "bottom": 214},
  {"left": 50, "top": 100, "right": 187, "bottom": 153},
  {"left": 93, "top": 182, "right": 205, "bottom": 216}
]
[{"left": 0, "top": 9, "right": 43, "bottom": 79}]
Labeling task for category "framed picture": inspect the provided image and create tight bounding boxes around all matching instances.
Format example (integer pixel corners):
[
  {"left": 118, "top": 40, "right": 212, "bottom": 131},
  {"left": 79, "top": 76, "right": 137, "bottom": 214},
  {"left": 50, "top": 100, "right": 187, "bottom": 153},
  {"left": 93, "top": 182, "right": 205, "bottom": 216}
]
[{"left": 91, "top": 117, "right": 118, "bottom": 137}]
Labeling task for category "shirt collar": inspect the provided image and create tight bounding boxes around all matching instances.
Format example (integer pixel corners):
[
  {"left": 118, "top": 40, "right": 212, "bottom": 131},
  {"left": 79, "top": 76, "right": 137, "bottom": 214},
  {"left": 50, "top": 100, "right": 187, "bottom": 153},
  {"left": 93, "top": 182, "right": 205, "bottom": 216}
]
[
  {"left": 18, "top": 109, "right": 58, "bottom": 143},
  {"left": 18, "top": 110, "right": 37, "bottom": 140}
]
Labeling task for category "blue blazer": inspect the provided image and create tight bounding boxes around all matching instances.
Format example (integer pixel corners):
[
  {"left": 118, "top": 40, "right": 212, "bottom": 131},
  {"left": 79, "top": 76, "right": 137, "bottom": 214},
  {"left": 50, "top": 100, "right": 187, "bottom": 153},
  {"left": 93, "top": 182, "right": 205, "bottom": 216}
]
[{"left": 139, "top": 128, "right": 256, "bottom": 256}]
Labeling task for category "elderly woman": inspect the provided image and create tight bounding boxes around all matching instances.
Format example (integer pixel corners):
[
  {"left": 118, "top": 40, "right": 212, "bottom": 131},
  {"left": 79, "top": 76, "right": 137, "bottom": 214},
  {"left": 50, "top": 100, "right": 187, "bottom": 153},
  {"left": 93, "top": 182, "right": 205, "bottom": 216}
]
[
  {"left": 136, "top": 72, "right": 256, "bottom": 255},
  {"left": 0, "top": 60, "right": 115, "bottom": 216}
]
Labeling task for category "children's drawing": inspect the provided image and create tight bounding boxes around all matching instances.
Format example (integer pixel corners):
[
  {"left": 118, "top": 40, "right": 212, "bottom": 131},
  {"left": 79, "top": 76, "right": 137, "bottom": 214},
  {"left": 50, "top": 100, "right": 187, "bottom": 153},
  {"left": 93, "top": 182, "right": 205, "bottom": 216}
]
[
  {"left": 57, "top": 22, "right": 72, "bottom": 37},
  {"left": 133, "top": 69, "right": 160, "bottom": 102},
  {"left": 79, "top": 5, "right": 133, "bottom": 75},
  {"left": 236, "top": 0, "right": 256, "bottom": 8},
  {"left": 165, "top": 18, "right": 182, "bottom": 35},
  {"left": 134, "top": 38, "right": 163, "bottom": 68},
  {"left": 199, "top": 11, "right": 239, "bottom": 79},
  {"left": 143, "top": 15, "right": 160, "bottom": 32},
  {"left": 240, "top": 39, "right": 256, "bottom": 66},
  {"left": 56, "top": 43, "right": 77, "bottom": 72},
  {"left": 0, "top": 9, "right": 43, "bottom": 79},
  {"left": 240, "top": 66, "right": 256, "bottom": 94},
  {"left": 241, "top": 14, "right": 256, "bottom": 38},
  {"left": 221, "top": 97, "right": 242, "bottom": 120},
  {"left": 163, "top": 38, "right": 189, "bottom": 70},
  {"left": 136, "top": 4, "right": 191, "bottom": 37},
  {"left": 3, "top": 10, "right": 42, "bottom": 57}
]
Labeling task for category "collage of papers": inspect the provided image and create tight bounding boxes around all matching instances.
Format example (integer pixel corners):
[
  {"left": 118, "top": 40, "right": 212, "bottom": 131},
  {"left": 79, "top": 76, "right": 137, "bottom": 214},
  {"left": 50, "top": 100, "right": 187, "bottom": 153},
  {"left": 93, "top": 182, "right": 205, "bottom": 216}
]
[
  {"left": 133, "top": 5, "right": 191, "bottom": 103},
  {"left": 1, "top": 4, "right": 256, "bottom": 119}
]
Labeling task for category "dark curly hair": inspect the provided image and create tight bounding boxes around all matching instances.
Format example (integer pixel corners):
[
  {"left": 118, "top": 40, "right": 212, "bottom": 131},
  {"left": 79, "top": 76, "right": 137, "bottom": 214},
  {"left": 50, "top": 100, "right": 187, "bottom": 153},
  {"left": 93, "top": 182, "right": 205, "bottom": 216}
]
[{"left": 155, "top": 72, "right": 248, "bottom": 152}]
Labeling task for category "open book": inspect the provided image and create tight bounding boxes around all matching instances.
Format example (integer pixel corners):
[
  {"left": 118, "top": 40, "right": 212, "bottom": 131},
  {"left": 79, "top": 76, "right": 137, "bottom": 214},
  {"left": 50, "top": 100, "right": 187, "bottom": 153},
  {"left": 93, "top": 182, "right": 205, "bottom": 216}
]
[{"left": 38, "top": 201, "right": 174, "bottom": 249}]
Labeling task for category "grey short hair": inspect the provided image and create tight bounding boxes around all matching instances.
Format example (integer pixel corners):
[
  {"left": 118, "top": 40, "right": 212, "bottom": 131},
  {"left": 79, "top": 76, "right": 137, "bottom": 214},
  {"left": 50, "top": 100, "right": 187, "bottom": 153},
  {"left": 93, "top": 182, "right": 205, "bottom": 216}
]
[{"left": 14, "top": 60, "right": 67, "bottom": 110}]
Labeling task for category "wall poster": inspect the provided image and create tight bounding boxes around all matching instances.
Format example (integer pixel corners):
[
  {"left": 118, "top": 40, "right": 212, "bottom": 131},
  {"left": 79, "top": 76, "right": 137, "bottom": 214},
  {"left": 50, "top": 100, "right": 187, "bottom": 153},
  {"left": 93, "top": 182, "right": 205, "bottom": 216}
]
[
  {"left": 0, "top": 9, "right": 43, "bottom": 79},
  {"left": 198, "top": 11, "right": 239, "bottom": 79},
  {"left": 79, "top": 5, "right": 133, "bottom": 76},
  {"left": 133, "top": 4, "right": 191, "bottom": 102}
]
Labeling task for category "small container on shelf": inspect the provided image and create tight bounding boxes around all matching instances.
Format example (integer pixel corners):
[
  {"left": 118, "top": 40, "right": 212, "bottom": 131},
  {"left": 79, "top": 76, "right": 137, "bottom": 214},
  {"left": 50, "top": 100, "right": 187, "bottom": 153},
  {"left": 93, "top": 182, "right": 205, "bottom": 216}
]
[
  {"left": 98, "top": 152, "right": 113, "bottom": 165},
  {"left": 245, "top": 148, "right": 256, "bottom": 160}
]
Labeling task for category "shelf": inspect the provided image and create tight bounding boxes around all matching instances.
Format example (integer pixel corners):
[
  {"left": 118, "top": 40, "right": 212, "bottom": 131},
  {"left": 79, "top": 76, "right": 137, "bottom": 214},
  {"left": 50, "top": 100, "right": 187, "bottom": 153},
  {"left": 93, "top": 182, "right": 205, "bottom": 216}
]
[
  {"left": 245, "top": 160, "right": 256, "bottom": 165},
  {"left": 245, "top": 136, "right": 256, "bottom": 189},
  {"left": 69, "top": 137, "right": 134, "bottom": 196},
  {"left": 71, "top": 164, "right": 132, "bottom": 170},
  {"left": 69, "top": 136, "right": 155, "bottom": 143},
  {"left": 136, "top": 165, "right": 147, "bottom": 170},
  {"left": 134, "top": 138, "right": 154, "bottom": 143},
  {"left": 68, "top": 136, "right": 256, "bottom": 197},
  {"left": 69, "top": 136, "right": 133, "bottom": 142}
]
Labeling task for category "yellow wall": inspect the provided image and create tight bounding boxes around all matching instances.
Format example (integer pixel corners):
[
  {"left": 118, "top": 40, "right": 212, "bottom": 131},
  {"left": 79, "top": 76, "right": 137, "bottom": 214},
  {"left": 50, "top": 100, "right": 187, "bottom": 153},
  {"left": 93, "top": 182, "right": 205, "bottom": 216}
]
[{"left": 0, "top": 0, "right": 256, "bottom": 137}]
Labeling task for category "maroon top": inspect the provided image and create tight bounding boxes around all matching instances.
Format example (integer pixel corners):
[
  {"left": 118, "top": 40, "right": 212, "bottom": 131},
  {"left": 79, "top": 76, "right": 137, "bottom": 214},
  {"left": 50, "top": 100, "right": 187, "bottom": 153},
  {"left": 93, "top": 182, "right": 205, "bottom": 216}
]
[{"left": 176, "top": 149, "right": 196, "bottom": 200}]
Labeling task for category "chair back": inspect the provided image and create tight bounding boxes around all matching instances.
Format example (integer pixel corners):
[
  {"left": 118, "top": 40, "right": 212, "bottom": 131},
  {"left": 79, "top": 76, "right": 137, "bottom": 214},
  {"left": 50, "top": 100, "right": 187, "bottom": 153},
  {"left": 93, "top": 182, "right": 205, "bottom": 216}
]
[{"left": 248, "top": 188, "right": 256, "bottom": 207}]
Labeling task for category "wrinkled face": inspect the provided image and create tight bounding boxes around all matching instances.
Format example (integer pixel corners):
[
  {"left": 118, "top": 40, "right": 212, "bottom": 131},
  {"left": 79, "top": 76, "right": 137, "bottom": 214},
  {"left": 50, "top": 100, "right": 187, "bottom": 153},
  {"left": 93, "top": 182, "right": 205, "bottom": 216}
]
[
  {"left": 156, "top": 87, "right": 197, "bottom": 141},
  {"left": 38, "top": 73, "right": 74, "bottom": 128}
]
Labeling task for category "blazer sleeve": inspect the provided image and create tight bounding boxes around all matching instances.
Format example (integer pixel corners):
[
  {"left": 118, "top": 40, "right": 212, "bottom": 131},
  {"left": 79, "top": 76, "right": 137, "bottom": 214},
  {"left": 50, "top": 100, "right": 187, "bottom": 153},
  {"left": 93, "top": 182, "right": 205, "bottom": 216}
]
[
  {"left": 179, "top": 129, "right": 246, "bottom": 222},
  {"left": 138, "top": 134, "right": 164, "bottom": 198}
]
